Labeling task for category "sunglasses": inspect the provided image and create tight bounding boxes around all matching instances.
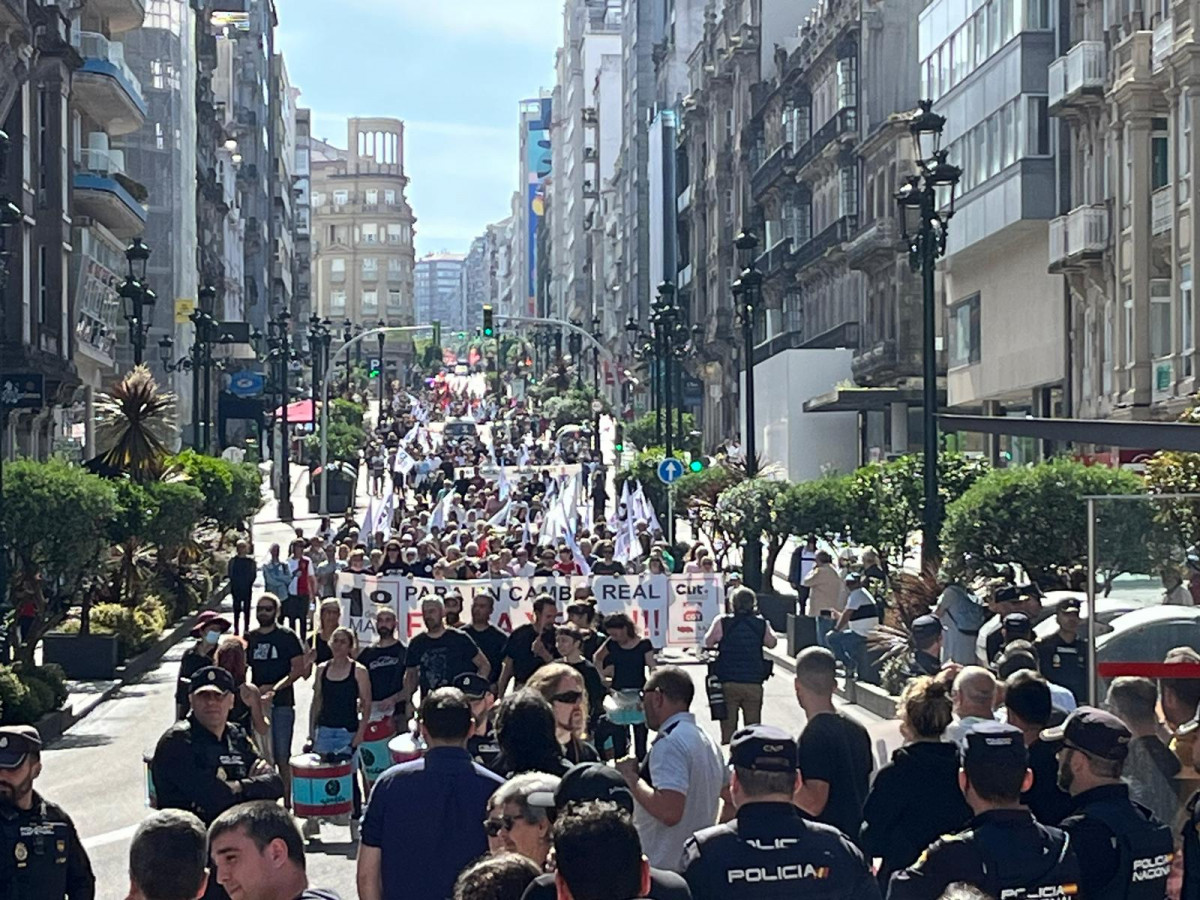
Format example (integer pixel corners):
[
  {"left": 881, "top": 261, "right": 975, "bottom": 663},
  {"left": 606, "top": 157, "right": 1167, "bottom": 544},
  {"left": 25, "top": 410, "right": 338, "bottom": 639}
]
[
  {"left": 483, "top": 814, "right": 521, "bottom": 837},
  {"left": 551, "top": 690, "right": 584, "bottom": 705}
]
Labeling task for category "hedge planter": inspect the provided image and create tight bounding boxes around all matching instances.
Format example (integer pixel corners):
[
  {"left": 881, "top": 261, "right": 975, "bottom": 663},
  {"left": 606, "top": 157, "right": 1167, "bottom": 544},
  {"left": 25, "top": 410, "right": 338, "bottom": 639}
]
[
  {"left": 42, "top": 633, "right": 120, "bottom": 680},
  {"left": 757, "top": 592, "right": 795, "bottom": 633}
]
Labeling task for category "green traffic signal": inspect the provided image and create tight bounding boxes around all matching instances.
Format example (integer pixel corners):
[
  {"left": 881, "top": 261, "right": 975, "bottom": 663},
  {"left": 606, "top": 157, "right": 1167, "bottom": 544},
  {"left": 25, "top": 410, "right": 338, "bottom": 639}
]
[
  {"left": 689, "top": 459, "right": 703, "bottom": 472},
  {"left": 482, "top": 304, "right": 495, "bottom": 337},
  {"left": 614, "top": 442, "right": 624, "bottom": 453}
]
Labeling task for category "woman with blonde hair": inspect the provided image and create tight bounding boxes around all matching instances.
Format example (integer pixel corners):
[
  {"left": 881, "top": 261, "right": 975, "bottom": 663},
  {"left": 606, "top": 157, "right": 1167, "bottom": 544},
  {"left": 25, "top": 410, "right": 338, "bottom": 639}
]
[
  {"left": 859, "top": 674, "right": 971, "bottom": 887},
  {"left": 308, "top": 597, "right": 343, "bottom": 669},
  {"left": 525, "top": 662, "right": 600, "bottom": 764}
]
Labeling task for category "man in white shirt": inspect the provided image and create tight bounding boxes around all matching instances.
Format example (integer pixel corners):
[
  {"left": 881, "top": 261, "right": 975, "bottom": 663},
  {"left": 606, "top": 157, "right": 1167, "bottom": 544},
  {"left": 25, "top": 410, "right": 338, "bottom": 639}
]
[
  {"left": 826, "top": 572, "right": 878, "bottom": 679},
  {"left": 943, "top": 665, "right": 999, "bottom": 745},
  {"left": 615, "top": 666, "right": 726, "bottom": 872}
]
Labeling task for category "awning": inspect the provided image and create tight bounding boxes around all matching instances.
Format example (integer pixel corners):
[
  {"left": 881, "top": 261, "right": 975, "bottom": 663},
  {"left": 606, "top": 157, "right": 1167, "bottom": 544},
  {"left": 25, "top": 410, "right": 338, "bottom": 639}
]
[
  {"left": 804, "top": 386, "right": 940, "bottom": 413},
  {"left": 938, "top": 414, "right": 1200, "bottom": 452},
  {"left": 272, "top": 398, "right": 314, "bottom": 423}
]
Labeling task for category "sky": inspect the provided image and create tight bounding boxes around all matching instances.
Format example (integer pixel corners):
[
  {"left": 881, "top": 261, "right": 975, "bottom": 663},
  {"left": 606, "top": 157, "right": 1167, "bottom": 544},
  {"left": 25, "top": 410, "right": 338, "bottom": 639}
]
[{"left": 276, "top": 0, "right": 560, "bottom": 255}]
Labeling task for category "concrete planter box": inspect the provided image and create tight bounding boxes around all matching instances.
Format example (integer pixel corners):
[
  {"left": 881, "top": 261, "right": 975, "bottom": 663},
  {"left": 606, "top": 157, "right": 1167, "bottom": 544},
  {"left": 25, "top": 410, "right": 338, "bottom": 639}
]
[
  {"left": 786, "top": 613, "right": 818, "bottom": 657},
  {"left": 757, "top": 592, "right": 795, "bottom": 633},
  {"left": 41, "top": 632, "right": 120, "bottom": 680}
]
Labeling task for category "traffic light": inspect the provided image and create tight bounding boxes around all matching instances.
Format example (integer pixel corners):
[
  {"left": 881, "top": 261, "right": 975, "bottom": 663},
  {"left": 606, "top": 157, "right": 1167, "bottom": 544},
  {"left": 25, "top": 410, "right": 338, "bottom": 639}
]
[
  {"left": 689, "top": 458, "right": 704, "bottom": 473},
  {"left": 482, "top": 304, "right": 495, "bottom": 337},
  {"left": 614, "top": 423, "right": 625, "bottom": 453}
]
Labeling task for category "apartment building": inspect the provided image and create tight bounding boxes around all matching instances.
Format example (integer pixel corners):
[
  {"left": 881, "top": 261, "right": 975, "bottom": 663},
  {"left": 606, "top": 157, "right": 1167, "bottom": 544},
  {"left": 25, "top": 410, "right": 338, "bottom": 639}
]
[
  {"left": 415, "top": 252, "right": 466, "bottom": 330},
  {"left": 920, "top": 0, "right": 1065, "bottom": 463},
  {"left": 310, "top": 117, "right": 416, "bottom": 350},
  {"left": 1051, "top": 0, "right": 1199, "bottom": 425}
]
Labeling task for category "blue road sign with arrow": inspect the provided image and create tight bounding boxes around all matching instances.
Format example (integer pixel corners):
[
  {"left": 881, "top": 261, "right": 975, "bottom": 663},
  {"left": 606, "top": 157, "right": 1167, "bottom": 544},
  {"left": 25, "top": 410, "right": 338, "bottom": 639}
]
[{"left": 657, "top": 458, "right": 685, "bottom": 484}]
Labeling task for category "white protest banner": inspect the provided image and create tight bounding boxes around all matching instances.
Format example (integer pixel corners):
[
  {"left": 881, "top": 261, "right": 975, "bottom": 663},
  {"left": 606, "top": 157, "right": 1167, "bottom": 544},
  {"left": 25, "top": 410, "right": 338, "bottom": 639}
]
[
  {"left": 589, "top": 575, "right": 669, "bottom": 646},
  {"left": 666, "top": 575, "right": 723, "bottom": 648}
]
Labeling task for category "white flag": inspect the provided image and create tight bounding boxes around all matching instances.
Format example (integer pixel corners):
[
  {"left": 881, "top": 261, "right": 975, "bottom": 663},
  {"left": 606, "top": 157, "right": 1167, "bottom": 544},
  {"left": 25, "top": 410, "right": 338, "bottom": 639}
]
[
  {"left": 358, "top": 495, "right": 377, "bottom": 538},
  {"left": 487, "top": 498, "right": 512, "bottom": 528},
  {"left": 373, "top": 492, "right": 395, "bottom": 539},
  {"left": 393, "top": 447, "right": 415, "bottom": 475},
  {"left": 429, "top": 489, "right": 456, "bottom": 531},
  {"left": 564, "top": 524, "right": 592, "bottom": 575}
]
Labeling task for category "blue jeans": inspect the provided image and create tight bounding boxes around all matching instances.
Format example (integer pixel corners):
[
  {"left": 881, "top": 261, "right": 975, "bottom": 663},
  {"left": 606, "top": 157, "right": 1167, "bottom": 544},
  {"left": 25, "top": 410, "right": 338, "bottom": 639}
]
[
  {"left": 828, "top": 630, "right": 866, "bottom": 674},
  {"left": 270, "top": 704, "right": 296, "bottom": 764},
  {"left": 311, "top": 726, "right": 362, "bottom": 819},
  {"left": 814, "top": 613, "right": 835, "bottom": 649}
]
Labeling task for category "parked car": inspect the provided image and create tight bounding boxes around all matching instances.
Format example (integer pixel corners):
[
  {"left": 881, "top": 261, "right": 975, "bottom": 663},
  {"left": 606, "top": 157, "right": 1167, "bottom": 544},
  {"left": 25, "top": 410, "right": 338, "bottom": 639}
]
[
  {"left": 1033, "top": 593, "right": 1143, "bottom": 642},
  {"left": 1096, "top": 605, "right": 1200, "bottom": 666}
]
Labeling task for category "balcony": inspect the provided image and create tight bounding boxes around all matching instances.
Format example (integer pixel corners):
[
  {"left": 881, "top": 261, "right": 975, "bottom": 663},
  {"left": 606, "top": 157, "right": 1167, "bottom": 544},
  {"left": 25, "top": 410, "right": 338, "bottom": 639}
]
[
  {"left": 1047, "top": 204, "right": 1108, "bottom": 272},
  {"left": 755, "top": 237, "right": 793, "bottom": 280},
  {"left": 676, "top": 184, "right": 691, "bottom": 214},
  {"left": 1153, "top": 17, "right": 1174, "bottom": 72},
  {"left": 73, "top": 148, "right": 147, "bottom": 239},
  {"left": 84, "top": 0, "right": 145, "bottom": 33},
  {"left": 72, "top": 32, "right": 146, "bottom": 135},
  {"left": 792, "top": 107, "right": 857, "bottom": 173},
  {"left": 845, "top": 217, "right": 900, "bottom": 269},
  {"left": 1048, "top": 41, "right": 1106, "bottom": 114},
  {"left": 361, "top": 267, "right": 378, "bottom": 282},
  {"left": 792, "top": 215, "right": 858, "bottom": 272},
  {"left": 1153, "top": 185, "right": 1173, "bottom": 235},
  {"left": 750, "top": 144, "right": 789, "bottom": 201}
]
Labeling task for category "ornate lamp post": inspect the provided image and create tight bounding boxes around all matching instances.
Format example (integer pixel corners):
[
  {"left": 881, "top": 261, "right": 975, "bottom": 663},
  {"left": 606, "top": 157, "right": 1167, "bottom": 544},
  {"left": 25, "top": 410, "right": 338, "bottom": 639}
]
[
  {"left": 120, "top": 237, "right": 154, "bottom": 365},
  {"left": 895, "top": 99, "right": 961, "bottom": 568},
  {"left": 376, "top": 319, "right": 386, "bottom": 411},
  {"left": 266, "top": 308, "right": 295, "bottom": 521},
  {"left": 733, "top": 229, "right": 763, "bottom": 589}
]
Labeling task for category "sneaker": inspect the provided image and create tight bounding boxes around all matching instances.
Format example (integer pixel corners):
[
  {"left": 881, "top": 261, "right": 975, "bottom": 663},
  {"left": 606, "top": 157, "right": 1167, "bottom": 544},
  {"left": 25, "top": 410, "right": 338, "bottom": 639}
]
[{"left": 301, "top": 818, "right": 320, "bottom": 841}]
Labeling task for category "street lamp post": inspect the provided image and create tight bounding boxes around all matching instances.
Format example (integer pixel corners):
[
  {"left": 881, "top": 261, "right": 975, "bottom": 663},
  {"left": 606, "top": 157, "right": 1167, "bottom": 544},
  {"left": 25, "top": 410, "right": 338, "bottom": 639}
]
[
  {"left": 376, "top": 320, "right": 386, "bottom": 413},
  {"left": 733, "top": 230, "right": 763, "bottom": 589},
  {"left": 119, "top": 237, "right": 154, "bottom": 365},
  {"left": 158, "top": 293, "right": 231, "bottom": 453},
  {"left": 568, "top": 325, "right": 584, "bottom": 390},
  {"left": 895, "top": 99, "right": 962, "bottom": 569},
  {"left": 591, "top": 315, "right": 602, "bottom": 456},
  {"left": 268, "top": 308, "right": 295, "bottom": 521}
]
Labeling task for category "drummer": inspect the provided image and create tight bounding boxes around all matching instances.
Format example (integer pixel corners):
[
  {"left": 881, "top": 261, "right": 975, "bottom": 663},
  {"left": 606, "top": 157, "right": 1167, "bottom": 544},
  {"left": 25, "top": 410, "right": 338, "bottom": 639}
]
[
  {"left": 593, "top": 612, "right": 657, "bottom": 760},
  {"left": 357, "top": 607, "right": 408, "bottom": 729},
  {"left": 303, "top": 626, "right": 372, "bottom": 841}
]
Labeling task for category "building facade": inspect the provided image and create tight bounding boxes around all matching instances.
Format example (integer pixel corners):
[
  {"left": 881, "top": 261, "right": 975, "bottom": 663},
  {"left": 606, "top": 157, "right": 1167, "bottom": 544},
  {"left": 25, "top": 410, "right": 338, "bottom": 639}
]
[{"left": 414, "top": 252, "right": 466, "bottom": 330}]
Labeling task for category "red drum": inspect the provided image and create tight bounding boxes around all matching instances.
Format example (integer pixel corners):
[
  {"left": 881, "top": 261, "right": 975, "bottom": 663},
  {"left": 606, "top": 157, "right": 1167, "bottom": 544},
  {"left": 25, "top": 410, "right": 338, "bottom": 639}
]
[
  {"left": 388, "top": 732, "right": 424, "bottom": 766},
  {"left": 358, "top": 718, "right": 397, "bottom": 787}
]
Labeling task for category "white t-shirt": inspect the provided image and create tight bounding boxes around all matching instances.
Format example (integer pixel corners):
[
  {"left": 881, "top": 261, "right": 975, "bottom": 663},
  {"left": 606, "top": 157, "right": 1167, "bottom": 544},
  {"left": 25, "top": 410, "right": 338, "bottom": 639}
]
[
  {"left": 845, "top": 587, "right": 879, "bottom": 636},
  {"left": 633, "top": 712, "right": 727, "bottom": 871}
]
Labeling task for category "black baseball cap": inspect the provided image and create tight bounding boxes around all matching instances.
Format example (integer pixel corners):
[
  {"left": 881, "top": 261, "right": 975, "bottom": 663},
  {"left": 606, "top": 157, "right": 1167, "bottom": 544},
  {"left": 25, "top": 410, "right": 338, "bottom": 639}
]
[
  {"left": 1002, "top": 612, "right": 1032, "bottom": 634},
  {"left": 1040, "top": 706, "right": 1131, "bottom": 761},
  {"left": 452, "top": 673, "right": 492, "bottom": 699},
  {"left": 911, "top": 615, "right": 943, "bottom": 641},
  {"left": 730, "top": 725, "right": 799, "bottom": 773},
  {"left": 1057, "top": 595, "right": 1083, "bottom": 614},
  {"left": 0, "top": 725, "right": 41, "bottom": 768},
  {"left": 961, "top": 722, "right": 1028, "bottom": 770},
  {"left": 528, "top": 762, "right": 634, "bottom": 814},
  {"left": 188, "top": 666, "right": 235, "bottom": 696}
]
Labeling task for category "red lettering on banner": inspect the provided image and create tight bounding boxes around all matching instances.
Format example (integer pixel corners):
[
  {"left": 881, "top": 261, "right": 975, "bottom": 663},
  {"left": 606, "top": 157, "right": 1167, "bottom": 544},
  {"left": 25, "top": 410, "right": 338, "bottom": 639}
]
[{"left": 497, "top": 613, "right": 513, "bottom": 633}]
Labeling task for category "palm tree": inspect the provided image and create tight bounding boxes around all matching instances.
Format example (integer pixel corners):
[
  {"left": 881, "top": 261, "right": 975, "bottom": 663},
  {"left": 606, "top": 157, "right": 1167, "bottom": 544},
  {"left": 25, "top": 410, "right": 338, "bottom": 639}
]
[{"left": 94, "top": 365, "right": 177, "bottom": 483}]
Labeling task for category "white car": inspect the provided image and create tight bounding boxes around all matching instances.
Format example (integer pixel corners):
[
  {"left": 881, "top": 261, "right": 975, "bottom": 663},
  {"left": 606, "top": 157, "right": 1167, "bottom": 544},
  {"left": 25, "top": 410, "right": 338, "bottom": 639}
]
[
  {"left": 1095, "top": 604, "right": 1200, "bottom": 665},
  {"left": 1032, "top": 592, "right": 1143, "bottom": 642}
]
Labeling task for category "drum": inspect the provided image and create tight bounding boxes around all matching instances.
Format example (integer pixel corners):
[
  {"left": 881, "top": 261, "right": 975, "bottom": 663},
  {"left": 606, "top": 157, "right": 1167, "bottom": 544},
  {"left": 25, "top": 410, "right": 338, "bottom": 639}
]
[
  {"left": 358, "top": 718, "right": 396, "bottom": 787},
  {"left": 388, "top": 732, "right": 424, "bottom": 766},
  {"left": 143, "top": 753, "right": 157, "bottom": 809},
  {"left": 603, "top": 689, "right": 646, "bottom": 726},
  {"left": 290, "top": 753, "right": 353, "bottom": 819}
]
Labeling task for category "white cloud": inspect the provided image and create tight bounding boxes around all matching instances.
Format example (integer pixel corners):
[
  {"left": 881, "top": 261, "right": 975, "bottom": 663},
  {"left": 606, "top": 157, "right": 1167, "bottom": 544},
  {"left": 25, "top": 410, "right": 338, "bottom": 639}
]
[{"left": 343, "top": 0, "right": 562, "bottom": 46}]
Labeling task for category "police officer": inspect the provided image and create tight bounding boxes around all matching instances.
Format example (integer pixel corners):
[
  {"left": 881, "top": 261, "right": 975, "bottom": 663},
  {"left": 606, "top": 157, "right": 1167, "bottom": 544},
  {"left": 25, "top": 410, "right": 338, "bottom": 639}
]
[
  {"left": 151, "top": 666, "right": 284, "bottom": 827},
  {"left": 887, "top": 722, "right": 1080, "bottom": 900},
  {"left": 0, "top": 725, "right": 94, "bottom": 900},
  {"left": 682, "top": 724, "right": 880, "bottom": 900},
  {"left": 905, "top": 615, "right": 943, "bottom": 678},
  {"left": 1048, "top": 707, "right": 1173, "bottom": 900},
  {"left": 455, "top": 672, "right": 500, "bottom": 768},
  {"left": 1034, "top": 596, "right": 1089, "bottom": 705}
]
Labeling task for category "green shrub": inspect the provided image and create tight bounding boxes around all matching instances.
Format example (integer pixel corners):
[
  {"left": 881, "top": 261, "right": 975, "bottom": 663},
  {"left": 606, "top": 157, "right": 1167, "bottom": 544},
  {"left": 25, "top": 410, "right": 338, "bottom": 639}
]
[
  {"left": 0, "top": 665, "right": 61, "bottom": 725},
  {"left": 0, "top": 667, "right": 30, "bottom": 725},
  {"left": 145, "top": 481, "right": 205, "bottom": 550},
  {"left": 626, "top": 411, "right": 700, "bottom": 456},
  {"left": 24, "top": 664, "right": 69, "bottom": 710},
  {"left": 87, "top": 599, "right": 169, "bottom": 659},
  {"left": 20, "top": 678, "right": 54, "bottom": 720}
]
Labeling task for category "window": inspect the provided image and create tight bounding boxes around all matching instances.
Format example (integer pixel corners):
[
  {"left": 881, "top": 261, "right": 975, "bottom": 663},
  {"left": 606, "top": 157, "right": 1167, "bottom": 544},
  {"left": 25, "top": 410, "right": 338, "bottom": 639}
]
[
  {"left": 329, "top": 290, "right": 346, "bottom": 315},
  {"left": 1103, "top": 301, "right": 1114, "bottom": 393},
  {"left": 1152, "top": 117, "right": 1170, "bottom": 190},
  {"left": 1001, "top": 0, "right": 1015, "bottom": 43},
  {"left": 1183, "top": 263, "right": 1195, "bottom": 376},
  {"left": 365, "top": 189, "right": 378, "bottom": 205},
  {"left": 1151, "top": 278, "right": 1172, "bottom": 358},
  {"left": 333, "top": 190, "right": 348, "bottom": 206},
  {"left": 361, "top": 289, "right": 378, "bottom": 315},
  {"left": 388, "top": 289, "right": 403, "bottom": 312},
  {"left": 1083, "top": 308, "right": 1095, "bottom": 398},
  {"left": 1124, "top": 283, "right": 1135, "bottom": 367},
  {"left": 1027, "top": 0, "right": 1050, "bottom": 28},
  {"left": 839, "top": 167, "right": 857, "bottom": 219},
  {"left": 361, "top": 223, "right": 378, "bottom": 244},
  {"left": 362, "top": 257, "right": 378, "bottom": 279},
  {"left": 949, "top": 294, "right": 981, "bottom": 367},
  {"left": 987, "top": 0, "right": 1000, "bottom": 54},
  {"left": 330, "top": 258, "right": 345, "bottom": 282},
  {"left": 388, "top": 257, "right": 403, "bottom": 275},
  {"left": 37, "top": 245, "right": 47, "bottom": 324},
  {"left": 387, "top": 224, "right": 402, "bottom": 244},
  {"left": 384, "top": 189, "right": 396, "bottom": 205},
  {"left": 723, "top": 189, "right": 734, "bottom": 221},
  {"left": 988, "top": 115, "right": 1000, "bottom": 177},
  {"left": 724, "top": 109, "right": 734, "bottom": 141},
  {"left": 1180, "top": 93, "right": 1192, "bottom": 202},
  {"left": 1003, "top": 102, "right": 1016, "bottom": 168},
  {"left": 312, "top": 191, "right": 324, "bottom": 207},
  {"left": 974, "top": 10, "right": 987, "bottom": 66},
  {"left": 1027, "top": 96, "right": 1050, "bottom": 156}
]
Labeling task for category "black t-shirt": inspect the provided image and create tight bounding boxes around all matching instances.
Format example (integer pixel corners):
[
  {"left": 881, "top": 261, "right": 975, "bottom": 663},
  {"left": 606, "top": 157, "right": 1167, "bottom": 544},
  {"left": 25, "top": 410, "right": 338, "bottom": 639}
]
[
  {"left": 357, "top": 642, "right": 407, "bottom": 702},
  {"left": 406, "top": 629, "right": 481, "bottom": 695},
  {"left": 522, "top": 868, "right": 690, "bottom": 900},
  {"left": 408, "top": 559, "right": 435, "bottom": 579},
  {"left": 591, "top": 560, "right": 626, "bottom": 575},
  {"left": 463, "top": 624, "right": 508, "bottom": 684},
  {"left": 245, "top": 626, "right": 305, "bottom": 707},
  {"left": 606, "top": 639, "right": 654, "bottom": 690},
  {"left": 569, "top": 658, "right": 607, "bottom": 724},
  {"left": 503, "top": 624, "right": 560, "bottom": 685},
  {"left": 797, "top": 711, "right": 873, "bottom": 840}
]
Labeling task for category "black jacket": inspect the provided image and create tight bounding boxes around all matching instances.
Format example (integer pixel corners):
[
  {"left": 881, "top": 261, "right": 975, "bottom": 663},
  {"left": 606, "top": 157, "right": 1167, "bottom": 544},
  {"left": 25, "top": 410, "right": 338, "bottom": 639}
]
[
  {"left": 151, "top": 714, "right": 283, "bottom": 825},
  {"left": 860, "top": 741, "right": 972, "bottom": 887},
  {"left": 0, "top": 792, "right": 94, "bottom": 900}
]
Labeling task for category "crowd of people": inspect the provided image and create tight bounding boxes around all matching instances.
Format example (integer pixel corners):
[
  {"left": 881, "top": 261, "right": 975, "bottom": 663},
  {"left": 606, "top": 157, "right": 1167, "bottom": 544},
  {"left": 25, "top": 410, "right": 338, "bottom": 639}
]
[{"left": 11, "top": 376, "right": 1200, "bottom": 900}]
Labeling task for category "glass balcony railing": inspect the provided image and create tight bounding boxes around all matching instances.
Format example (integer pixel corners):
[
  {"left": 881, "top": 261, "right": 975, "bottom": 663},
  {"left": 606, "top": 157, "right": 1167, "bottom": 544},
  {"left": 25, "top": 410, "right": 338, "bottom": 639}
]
[{"left": 74, "top": 31, "right": 145, "bottom": 106}]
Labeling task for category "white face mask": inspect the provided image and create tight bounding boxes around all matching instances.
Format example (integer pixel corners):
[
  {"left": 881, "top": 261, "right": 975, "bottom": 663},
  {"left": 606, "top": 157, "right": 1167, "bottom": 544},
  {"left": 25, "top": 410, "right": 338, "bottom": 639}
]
[{"left": 203, "top": 629, "right": 221, "bottom": 645}]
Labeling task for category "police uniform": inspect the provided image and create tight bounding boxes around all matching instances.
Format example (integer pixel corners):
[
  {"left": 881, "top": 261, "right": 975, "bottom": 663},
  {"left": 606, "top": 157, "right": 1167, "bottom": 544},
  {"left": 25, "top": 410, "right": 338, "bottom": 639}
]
[
  {"left": 683, "top": 725, "right": 880, "bottom": 900},
  {"left": 1046, "top": 707, "right": 1174, "bottom": 900},
  {"left": 150, "top": 666, "right": 283, "bottom": 826},
  {"left": 887, "top": 724, "right": 1081, "bottom": 900},
  {"left": 1034, "top": 597, "right": 1089, "bottom": 704},
  {"left": 0, "top": 725, "right": 94, "bottom": 900},
  {"left": 904, "top": 616, "right": 944, "bottom": 679},
  {"left": 454, "top": 674, "right": 501, "bottom": 769}
]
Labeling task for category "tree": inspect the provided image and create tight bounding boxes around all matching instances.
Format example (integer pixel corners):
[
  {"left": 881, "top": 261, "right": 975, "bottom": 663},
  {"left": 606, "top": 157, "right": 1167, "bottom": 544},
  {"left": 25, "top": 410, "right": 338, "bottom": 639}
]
[
  {"left": 716, "top": 478, "right": 789, "bottom": 586},
  {"left": 626, "top": 411, "right": 701, "bottom": 456},
  {"left": 774, "top": 476, "right": 855, "bottom": 546},
  {"left": 941, "top": 458, "right": 1151, "bottom": 590},
  {"left": 3, "top": 460, "right": 119, "bottom": 661},
  {"left": 93, "top": 366, "right": 177, "bottom": 483}
]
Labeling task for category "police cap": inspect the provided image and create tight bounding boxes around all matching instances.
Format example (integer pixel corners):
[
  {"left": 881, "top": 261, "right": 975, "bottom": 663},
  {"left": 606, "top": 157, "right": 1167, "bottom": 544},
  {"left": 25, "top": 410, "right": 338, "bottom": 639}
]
[
  {"left": 451, "top": 673, "right": 492, "bottom": 699},
  {"left": 0, "top": 725, "right": 41, "bottom": 768},
  {"left": 528, "top": 762, "right": 634, "bottom": 814},
  {"left": 1001, "top": 612, "right": 1032, "bottom": 635},
  {"left": 730, "top": 724, "right": 799, "bottom": 773},
  {"left": 961, "top": 722, "right": 1028, "bottom": 770},
  {"left": 1040, "top": 706, "right": 1131, "bottom": 762},
  {"left": 911, "top": 614, "right": 943, "bottom": 641},
  {"left": 188, "top": 666, "right": 235, "bottom": 696},
  {"left": 1056, "top": 595, "right": 1083, "bottom": 614}
]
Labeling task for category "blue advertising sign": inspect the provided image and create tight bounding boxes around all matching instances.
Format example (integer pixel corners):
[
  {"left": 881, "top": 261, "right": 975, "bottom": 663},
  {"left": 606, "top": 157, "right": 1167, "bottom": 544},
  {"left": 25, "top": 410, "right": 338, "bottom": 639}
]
[{"left": 228, "top": 371, "right": 264, "bottom": 398}]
